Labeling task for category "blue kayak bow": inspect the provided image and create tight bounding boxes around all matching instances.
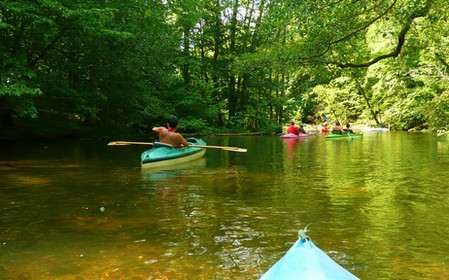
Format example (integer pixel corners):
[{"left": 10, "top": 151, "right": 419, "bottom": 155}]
[{"left": 260, "top": 229, "right": 359, "bottom": 280}]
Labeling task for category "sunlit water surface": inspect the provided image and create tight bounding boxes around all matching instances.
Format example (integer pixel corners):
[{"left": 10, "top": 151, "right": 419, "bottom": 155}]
[{"left": 1, "top": 133, "right": 449, "bottom": 279}]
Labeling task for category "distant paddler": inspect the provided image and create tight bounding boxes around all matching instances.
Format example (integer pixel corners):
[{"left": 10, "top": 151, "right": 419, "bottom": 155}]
[
  {"left": 344, "top": 123, "right": 354, "bottom": 134},
  {"left": 321, "top": 122, "right": 329, "bottom": 133},
  {"left": 298, "top": 124, "right": 307, "bottom": 134},
  {"left": 152, "top": 116, "right": 189, "bottom": 148},
  {"left": 281, "top": 122, "right": 313, "bottom": 139},
  {"left": 287, "top": 121, "right": 300, "bottom": 135},
  {"left": 331, "top": 121, "right": 344, "bottom": 134}
]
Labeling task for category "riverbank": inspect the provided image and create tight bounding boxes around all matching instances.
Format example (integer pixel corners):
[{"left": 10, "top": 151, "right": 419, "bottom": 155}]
[
  {"left": 2, "top": 119, "right": 445, "bottom": 142},
  {"left": 0, "top": 122, "right": 274, "bottom": 142}
]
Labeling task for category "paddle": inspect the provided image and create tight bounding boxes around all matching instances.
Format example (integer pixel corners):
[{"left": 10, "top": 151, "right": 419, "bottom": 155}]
[{"left": 107, "top": 141, "right": 247, "bottom": 153}]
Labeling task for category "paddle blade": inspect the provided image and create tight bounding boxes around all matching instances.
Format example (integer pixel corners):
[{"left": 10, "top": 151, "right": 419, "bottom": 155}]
[
  {"left": 108, "top": 141, "right": 130, "bottom": 146},
  {"left": 221, "top": 147, "right": 247, "bottom": 152},
  {"left": 107, "top": 141, "right": 154, "bottom": 146},
  {"left": 189, "top": 144, "right": 247, "bottom": 152}
]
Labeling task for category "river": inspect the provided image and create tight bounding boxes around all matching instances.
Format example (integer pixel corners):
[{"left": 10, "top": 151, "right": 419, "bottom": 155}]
[{"left": 1, "top": 132, "right": 449, "bottom": 279}]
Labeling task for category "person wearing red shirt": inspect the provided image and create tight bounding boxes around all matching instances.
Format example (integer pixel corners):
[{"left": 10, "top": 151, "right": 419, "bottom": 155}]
[
  {"left": 321, "top": 122, "right": 329, "bottom": 133},
  {"left": 287, "top": 122, "right": 300, "bottom": 135}
]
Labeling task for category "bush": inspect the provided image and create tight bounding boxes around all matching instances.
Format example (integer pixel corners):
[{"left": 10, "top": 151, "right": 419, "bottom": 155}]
[
  {"left": 426, "top": 91, "right": 449, "bottom": 130},
  {"left": 178, "top": 118, "right": 208, "bottom": 133}
]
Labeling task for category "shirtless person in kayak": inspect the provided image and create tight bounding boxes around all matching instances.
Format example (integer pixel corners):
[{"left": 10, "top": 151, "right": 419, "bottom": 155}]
[
  {"left": 152, "top": 116, "right": 189, "bottom": 148},
  {"left": 332, "top": 121, "right": 344, "bottom": 134}
]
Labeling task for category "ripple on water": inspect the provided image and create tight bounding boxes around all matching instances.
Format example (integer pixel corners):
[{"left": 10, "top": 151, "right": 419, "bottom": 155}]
[{"left": 1, "top": 134, "right": 449, "bottom": 279}]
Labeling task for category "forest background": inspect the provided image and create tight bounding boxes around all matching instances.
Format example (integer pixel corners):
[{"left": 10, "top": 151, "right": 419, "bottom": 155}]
[{"left": 1, "top": 0, "right": 448, "bottom": 140}]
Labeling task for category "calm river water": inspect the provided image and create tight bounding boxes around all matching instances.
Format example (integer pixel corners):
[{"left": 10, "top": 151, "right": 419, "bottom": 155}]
[{"left": 1, "top": 132, "right": 449, "bottom": 279}]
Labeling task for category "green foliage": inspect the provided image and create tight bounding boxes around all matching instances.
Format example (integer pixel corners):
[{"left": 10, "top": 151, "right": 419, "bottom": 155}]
[
  {"left": 1, "top": 0, "right": 448, "bottom": 139},
  {"left": 0, "top": 82, "right": 41, "bottom": 97},
  {"left": 179, "top": 118, "right": 208, "bottom": 133},
  {"left": 311, "top": 77, "right": 363, "bottom": 123},
  {"left": 426, "top": 91, "right": 449, "bottom": 129}
]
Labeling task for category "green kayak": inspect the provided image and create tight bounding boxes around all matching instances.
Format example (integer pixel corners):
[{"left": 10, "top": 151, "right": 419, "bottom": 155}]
[
  {"left": 326, "top": 133, "right": 363, "bottom": 139},
  {"left": 141, "top": 138, "right": 206, "bottom": 168}
]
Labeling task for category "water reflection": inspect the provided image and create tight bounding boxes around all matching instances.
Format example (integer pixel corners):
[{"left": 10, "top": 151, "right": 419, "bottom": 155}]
[
  {"left": 282, "top": 138, "right": 300, "bottom": 160},
  {"left": 141, "top": 158, "right": 206, "bottom": 182},
  {"left": 1, "top": 133, "right": 449, "bottom": 279}
]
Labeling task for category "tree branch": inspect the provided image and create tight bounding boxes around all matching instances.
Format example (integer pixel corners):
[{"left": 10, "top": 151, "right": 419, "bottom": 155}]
[
  {"left": 326, "top": 0, "right": 433, "bottom": 68},
  {"left": 331, "top": 0, "right": 398, "bottom": 46},
  {"left": 28, "top": 27, "right": 67, "bottom": 67},
  {"left": 310, "top": 0, "right": 398, "bottom": 59}
]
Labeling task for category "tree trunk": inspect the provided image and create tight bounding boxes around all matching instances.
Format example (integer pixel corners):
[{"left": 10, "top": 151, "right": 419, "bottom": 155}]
[
  {"left": 211, "top": 0, "right": 221, "bottom": 97},
  {"left": 199, "top": 23, "right": 208, "bottom": 83},
  {"left": 182, "top": 25, "right": 191, "bottom": 86},
  {"left": 240, "top": 0, "right": 264, "bottom": 114},
  {"left": 358, "top": 83, "right": 380, "bottom": 125},
  {"left": 228, "top": 0, "right": 239, "bottom": 118}
]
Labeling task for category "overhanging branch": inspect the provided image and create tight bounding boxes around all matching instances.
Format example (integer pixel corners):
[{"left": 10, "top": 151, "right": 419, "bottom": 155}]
[
  {"left": 325, "top": 0, "right": 432, "bottom": 68},
  {"left": 310, "top": 0, "right": 398, "bottom": 59}
]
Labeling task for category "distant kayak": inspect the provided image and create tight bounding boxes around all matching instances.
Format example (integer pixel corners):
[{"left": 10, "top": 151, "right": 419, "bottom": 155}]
[
  {"left": 281, "top": 133, "right": 312, "bottom": 138},
  {"left": 360, "top": 127, "right": 389, "bottom": 132},
  {"left": 141, "top": 138, "right": 206, "bottom": 168},
  {"left": 260, "top": 233, "right": 359, "bottom": 280},
  {"left": 326, "top": 133, "right": 362, "bottom": 139}
]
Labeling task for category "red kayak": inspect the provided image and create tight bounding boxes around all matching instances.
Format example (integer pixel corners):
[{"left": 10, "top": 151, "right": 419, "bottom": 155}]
[{"left": 280, "top": 133, "right": 311, "bottom": 138}]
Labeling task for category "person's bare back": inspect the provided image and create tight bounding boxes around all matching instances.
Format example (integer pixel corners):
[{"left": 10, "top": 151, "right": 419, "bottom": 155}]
[
  {"left": 152, "top": 116, "right": 189, "bottom": 148},
  {"left": 153, "top": 127, "right": 188, "bottom": 147}
]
